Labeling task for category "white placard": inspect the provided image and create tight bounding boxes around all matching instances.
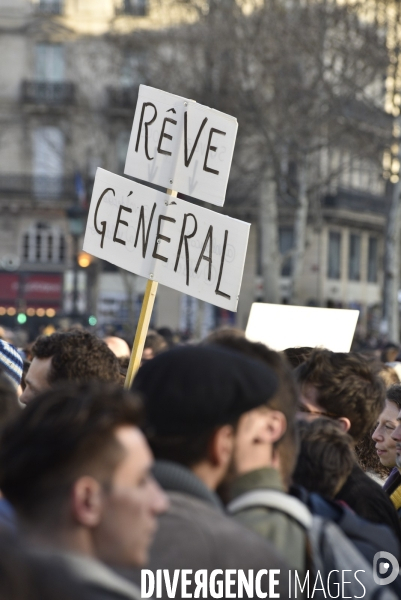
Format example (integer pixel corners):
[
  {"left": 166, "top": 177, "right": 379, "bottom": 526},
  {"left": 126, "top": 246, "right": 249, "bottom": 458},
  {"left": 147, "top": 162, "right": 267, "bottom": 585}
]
[
  {"left": 124, "top": 85, "right": 238, "bottom": 207},
  {"left": 83, "top": 169, "right": 250, "bottom": 312},
  {"left": 246, "top": 303, "right": 359, "bottom": 352}
]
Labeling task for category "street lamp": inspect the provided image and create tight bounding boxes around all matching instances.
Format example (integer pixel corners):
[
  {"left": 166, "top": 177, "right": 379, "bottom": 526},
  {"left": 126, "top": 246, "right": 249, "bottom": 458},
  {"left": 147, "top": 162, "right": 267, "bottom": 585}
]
[{"left": 66, "top": 204, "right": 87, "bottom": 318}]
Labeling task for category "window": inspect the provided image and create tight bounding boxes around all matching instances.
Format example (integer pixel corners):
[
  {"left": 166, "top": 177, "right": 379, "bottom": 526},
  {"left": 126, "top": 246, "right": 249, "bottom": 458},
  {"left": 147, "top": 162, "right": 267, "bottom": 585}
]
[
  {"left": 23, "top": 234, "right": 30, "bottom": 261},
  {"left": 368, "top": 237, "right": 378, "bottom": 283},
  {"left": 121, "top": 50, "right": 146, "bottom": 87},
  {"left": 21, "top": 224, "right": 65, "bottom": 264},
  {"left": 59, "top": 236, "right": 66, "bottom": 262},
  {"left": 32, "top": 127, "right": 64, "bottom": 197},
  {"left": 35, "top": 233, "right": 42, "bottom": 261},
  {"left": 327, "top": 231, "right": 341, "bottom": 279},
  {"left": 35, "top": 44, "right": 65, "bottom": 82},
  {"left": 121, "top": 0, "right": 147, "bottom": 16},
  {"left": 348, "top": 233, "right": 361, "bottom": 281},
  {"left": 279, "top": 227, "right": 294, "bottom": 277},
  {"left": 117, "top": 131, "right": 131, "bottom": 173},
  {"left": 38, "top": 1, "right": 63, "bottom": 14},
  {"left": 47, "top": 235, "right": 53, "bottom": 261}
]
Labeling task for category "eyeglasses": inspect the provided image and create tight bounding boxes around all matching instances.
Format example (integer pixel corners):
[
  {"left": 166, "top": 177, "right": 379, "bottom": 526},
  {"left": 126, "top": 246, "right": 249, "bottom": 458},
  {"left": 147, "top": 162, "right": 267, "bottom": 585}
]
[{"left": 297, "top": 404, "right": 338, "bottom": 420}]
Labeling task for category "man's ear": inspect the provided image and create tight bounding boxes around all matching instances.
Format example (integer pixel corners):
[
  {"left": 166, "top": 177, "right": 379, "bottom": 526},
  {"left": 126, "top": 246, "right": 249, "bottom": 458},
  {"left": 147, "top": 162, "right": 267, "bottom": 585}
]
[
  {"left": 337, "top": 417, "right": 351, "bottom": 433},
  {"left": 70, "top": 476, "right": 104, "bottom": 528},
  {"left": 261, "top": 410, "right": 287, "bottom": 444},
  {"left": 233, "top": 408, "right": 287, "bottom": 475},
  {"left": 209, "top": 425, "right": 235, "bottom": 470}
]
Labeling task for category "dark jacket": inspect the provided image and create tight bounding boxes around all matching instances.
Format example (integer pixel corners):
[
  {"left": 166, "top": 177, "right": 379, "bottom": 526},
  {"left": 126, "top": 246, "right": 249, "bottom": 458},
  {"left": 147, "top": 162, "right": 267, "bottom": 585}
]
[
  {"left": 0, "top": 498, "right": 15, "bottom": 531},
  {"left": 36, "top": 550, "right": 142, "bottom": 600},
  {"left": 130, "top": 460, "right": 291, "bottom": 599},
  {"left": 335, "top": 464, "right": 401, "bottom": 543},
  {"left": 292, "top": 485, "right": 401, "bottom": 563},
  {"left": 229, "top": 468, "right": 306, "bottom": 575},
  {"left": 383, "top": 467, "right": 401, "bottom": 524}
]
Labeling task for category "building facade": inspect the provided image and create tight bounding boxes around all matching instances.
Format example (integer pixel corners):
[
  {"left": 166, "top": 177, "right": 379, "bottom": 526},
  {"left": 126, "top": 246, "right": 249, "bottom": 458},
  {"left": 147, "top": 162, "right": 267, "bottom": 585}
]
[{"left": 0, "top": 0, "right": 391, "bottom": 342}]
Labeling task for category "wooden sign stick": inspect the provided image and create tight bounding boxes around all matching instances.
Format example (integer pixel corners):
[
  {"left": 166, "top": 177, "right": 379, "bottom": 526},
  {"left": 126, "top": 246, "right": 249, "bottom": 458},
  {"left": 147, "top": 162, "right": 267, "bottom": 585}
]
[{"left": 124, "top": 188, "right": 178, "bottom": 388}]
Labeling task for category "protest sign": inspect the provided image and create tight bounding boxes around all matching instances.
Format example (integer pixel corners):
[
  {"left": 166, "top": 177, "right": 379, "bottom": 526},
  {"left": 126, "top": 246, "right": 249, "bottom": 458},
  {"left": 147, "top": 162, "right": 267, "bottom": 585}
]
[
  {"left": 83, "top": 168, "right": 250, "bottom": 312},
  {"left": 246, "top": 303, "right": 359, "bottom": 352},
  {"left": 124, "top": 85, "right": 238, "bottom": 207}
]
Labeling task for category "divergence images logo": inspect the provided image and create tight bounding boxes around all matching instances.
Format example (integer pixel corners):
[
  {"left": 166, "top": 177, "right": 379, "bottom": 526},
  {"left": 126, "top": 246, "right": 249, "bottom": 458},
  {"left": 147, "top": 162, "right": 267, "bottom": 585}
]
[{"left": 373, "top": 552, "right": 399, "bottom": 586}]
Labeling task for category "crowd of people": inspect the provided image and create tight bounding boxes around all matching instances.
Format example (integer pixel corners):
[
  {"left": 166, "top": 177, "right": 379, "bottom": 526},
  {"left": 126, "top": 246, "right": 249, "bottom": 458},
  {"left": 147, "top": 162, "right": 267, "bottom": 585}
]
[{"left": 1, "top": 325, "right": 401, "bottom": 598}]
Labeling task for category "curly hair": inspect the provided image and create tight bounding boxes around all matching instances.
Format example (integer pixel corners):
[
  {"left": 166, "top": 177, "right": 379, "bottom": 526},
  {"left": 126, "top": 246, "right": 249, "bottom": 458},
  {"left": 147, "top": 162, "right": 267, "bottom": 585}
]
[
  {"left": 31, "top": 330, "right": 121, "bottom": 385},
  {"left": 356, "top": 383, "right": 401, "bottom": 478},
  {"left": 296, "top": 349, "right": 385, "bottom": 443},
  {"left": 355, "top": 431, "right": 391, "bottom": 479}
]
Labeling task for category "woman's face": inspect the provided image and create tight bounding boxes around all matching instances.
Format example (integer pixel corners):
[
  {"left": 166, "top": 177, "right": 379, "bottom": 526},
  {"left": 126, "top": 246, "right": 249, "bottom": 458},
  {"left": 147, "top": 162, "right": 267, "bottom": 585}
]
[{"left": 372, "top": 400, "right": 400, "bottom": 468}]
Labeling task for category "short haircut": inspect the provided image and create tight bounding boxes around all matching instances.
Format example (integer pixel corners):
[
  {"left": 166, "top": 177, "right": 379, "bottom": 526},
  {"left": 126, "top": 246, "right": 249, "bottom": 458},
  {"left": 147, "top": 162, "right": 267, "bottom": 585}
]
[
  {"left": 144, "top": 331, "right": 168, "bottom": 355},
  {"left": 293, "top": 418, "right": 355, "bottom": 498},
  {"left": 283, "top": 347, "right": 314, "bottom": 369},
  {"left": 149, "top": 423, "right": 237, "bottom": 470},
  {"left": 31, "top": 330, "right": 121, "bottom": 385},
  {"left": 387, "top": 384, "right": 401, "bottom": 410},
  {"left": 204, "top": 327, "right": 245, "bottom": 344},
  {"left": 206, "top": 334, "right": 299, "bottom": 485},
  {"left": 0, "top": 383, "right": 141, "bottom": 522},
  {"left": 296, "top": 349, "right": 385, "bottom": 442}
]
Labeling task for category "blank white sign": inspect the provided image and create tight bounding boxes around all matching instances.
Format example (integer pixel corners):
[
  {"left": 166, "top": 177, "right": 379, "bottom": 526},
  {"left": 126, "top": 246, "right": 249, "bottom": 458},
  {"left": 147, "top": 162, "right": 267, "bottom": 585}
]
[
  {"left": 83, "top": 169, "right": 250, "bottom": 312},
  {"left": 246, "top": 303, "right": 359, "bottom": 352},
  {"left": 124, "top": 85, "right": 238, "bottom": 207}
]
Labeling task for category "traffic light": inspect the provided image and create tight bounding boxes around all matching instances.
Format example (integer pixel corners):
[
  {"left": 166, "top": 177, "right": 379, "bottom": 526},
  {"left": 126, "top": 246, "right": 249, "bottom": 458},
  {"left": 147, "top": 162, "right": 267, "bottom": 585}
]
[
  {"left": 17, "top": 313, "right": 27, "bottom": 324},
  {"left": 88, "top": 315, "right": 97, "bottom": 326}
]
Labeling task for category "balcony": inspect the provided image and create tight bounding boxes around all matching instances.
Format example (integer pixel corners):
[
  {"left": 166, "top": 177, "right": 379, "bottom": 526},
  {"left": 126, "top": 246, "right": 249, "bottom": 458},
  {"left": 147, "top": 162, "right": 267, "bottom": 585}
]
[
  {"left": 323, "top": 187, "right": 389, "bottom": 215},
  {"left": 116, "top": 0, "right": 147, "bottom": 16},
  {"left": 106, "top": 85, "right": 139, "bottom": 113},
  {"left": 0, "top": 175, "right": 76, "bottom": 201},
  {"left": 21, "top": 81, "right": 75, "bottom": 106},
  {"left": 37, "top": 1, "right": 63, "bottom": 15}
]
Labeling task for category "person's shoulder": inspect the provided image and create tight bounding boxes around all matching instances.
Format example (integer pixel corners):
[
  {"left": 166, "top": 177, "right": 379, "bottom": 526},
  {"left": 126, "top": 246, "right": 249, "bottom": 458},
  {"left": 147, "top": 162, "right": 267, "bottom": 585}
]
[
  {"left": 341, "top": 464, "right": 388, "bottom": 497},
  {"left": 337, "top": 464, "right": 401, "bottom": 533},
  {"left": 162, "top": 491, "right": 288, "bottom": 567}
]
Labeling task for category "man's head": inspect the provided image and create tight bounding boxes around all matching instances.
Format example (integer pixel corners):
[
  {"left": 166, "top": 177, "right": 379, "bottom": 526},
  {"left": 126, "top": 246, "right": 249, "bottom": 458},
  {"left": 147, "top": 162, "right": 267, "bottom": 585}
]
[
  {"left": 0, "top": 383, "right": 167, "bottom": 566},
  {"left": 293, "top": 418, "right": 355, "bottom": 499},
  {"left": 372, "top": 385, "right": 401, "bottom": 469},
  {"left": 296, "top": 349, "right": 385, "bottom": 442},
  {"left": 133, "top": 345, "right": 278, "bottom": 491},
  {"left": 207, "top": 334, "right": 299, "bottom": 488},
  {"left": 20, "top": 330, "right": 121, "bottom": 405},
  {"left": 142, "top": 331, "right": 168, "bottom": 363},
  {"left": 104, "top": 336, "right": 130, "bottom": 358},
  {"left": 283, "top": 347, "right": 313, "bottom": 369}
]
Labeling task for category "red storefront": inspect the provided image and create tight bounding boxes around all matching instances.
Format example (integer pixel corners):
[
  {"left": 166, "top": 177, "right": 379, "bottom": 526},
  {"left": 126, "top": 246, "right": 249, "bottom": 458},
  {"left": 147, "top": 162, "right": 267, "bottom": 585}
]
[{"left": 0, "top": 273, "right": 63, "bottom": 311}]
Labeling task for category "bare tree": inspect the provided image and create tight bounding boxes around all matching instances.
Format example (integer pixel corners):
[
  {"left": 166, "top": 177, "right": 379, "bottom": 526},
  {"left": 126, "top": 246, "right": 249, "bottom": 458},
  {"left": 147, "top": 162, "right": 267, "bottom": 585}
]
[{"left": 112, "top": 0, "right": 392, "bottom": 309}]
